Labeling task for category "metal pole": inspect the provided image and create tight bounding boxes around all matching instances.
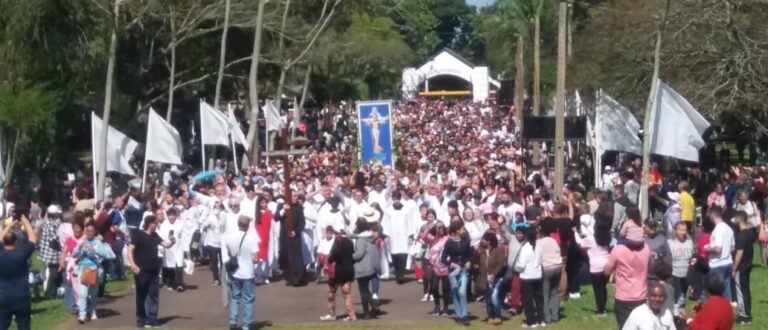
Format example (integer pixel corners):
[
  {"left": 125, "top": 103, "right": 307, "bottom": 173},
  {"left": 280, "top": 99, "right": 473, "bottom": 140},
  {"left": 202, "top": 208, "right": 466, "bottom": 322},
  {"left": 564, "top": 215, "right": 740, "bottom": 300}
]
[{"left": 554, "top": 1, "right": 567, "bottom": 199}]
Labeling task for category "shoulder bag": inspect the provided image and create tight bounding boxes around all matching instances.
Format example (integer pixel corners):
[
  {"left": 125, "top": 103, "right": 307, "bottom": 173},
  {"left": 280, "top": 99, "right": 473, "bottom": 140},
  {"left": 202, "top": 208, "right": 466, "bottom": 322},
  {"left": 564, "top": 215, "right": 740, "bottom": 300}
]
[{"left": 225, "top": 233, "right": 247, "bottom": 274}]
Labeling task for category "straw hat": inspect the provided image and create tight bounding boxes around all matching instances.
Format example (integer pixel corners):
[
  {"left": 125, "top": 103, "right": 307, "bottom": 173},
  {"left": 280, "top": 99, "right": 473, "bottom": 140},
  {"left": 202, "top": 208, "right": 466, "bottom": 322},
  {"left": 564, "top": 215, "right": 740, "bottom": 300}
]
[{"left": 358, "top": 206, "right": 381, "bottom": 223}]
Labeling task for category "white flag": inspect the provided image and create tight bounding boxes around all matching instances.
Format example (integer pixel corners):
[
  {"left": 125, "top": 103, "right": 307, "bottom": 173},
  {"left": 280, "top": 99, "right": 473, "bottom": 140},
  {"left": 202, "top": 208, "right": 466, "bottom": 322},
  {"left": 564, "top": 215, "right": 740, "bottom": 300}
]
[
  {"left": 200, "top": 101, "right": 230, "bottom": 147},
  {"left": 92, "top": 112, "right": 139, "bottom": 176},
  {"left": 227, "top": 103, "right": 250, "bottom": 151},
  {"left": 263, "top": 100, "right": 284, "bottom": 132},
  {"left": 595, "top": 91, "right": 642, "bottom": 156},
  {"left": 648, "top": 80, "right": 710, "bottom": 162},
  {"left": 145, "top": 108, "right": 183, "bottom": 165}
]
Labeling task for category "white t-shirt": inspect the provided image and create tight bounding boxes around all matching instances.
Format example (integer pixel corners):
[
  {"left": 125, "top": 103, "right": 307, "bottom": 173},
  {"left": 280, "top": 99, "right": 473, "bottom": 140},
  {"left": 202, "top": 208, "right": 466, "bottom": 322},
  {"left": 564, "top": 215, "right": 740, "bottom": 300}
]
[
  {"left": 708, "top": 221, "right": 734, "bottom": 268},
  {"left": 222, "top": 231, "right": 260, "bottom": 280},
  {"left": 622, "top": 303, "right": 676, "bottom": 330}
]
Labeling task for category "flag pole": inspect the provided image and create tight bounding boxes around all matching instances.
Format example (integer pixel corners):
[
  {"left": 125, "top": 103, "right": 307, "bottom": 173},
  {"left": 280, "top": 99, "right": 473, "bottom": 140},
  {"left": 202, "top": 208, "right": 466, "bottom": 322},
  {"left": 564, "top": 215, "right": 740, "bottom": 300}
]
[
  {"left": 228, "top": 102, "right": 239, "bottom": 174},
  {"left": 201, "top": 101, "right": 207, "bottom": 171},
  {"left": 265, "top": 128, "right": 270, "bottom": 166},
  {"left": 640, "top": 0, "right": 671, "bottom": 216},
  {"left": 141, "top": 157, "right": 149, "bottom": 193},
  {"left": 91, "top": 112, "right": 99, "bottom": 200}
]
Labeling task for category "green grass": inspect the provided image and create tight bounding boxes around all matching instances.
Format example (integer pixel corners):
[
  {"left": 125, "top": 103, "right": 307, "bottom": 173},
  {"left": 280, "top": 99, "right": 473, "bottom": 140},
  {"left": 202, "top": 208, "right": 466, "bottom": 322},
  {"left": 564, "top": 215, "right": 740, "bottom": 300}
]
[
  {"left": 20, "top": 252, "right": 134, "bottom": 330},
  {"left": 45, "top": 244, "right": 767, "bottom": 329}
]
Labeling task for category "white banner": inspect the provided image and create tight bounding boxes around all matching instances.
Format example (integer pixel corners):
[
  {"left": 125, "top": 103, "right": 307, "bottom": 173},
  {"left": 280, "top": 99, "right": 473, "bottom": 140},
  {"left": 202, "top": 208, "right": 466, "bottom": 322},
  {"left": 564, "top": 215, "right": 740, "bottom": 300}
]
[
  {"left": 145, "top": 108, "right": 183, "bottom": 165},
  {"left": 648, "top": 80, "right": 710, "bottom": 162},
  {"left": 200, "top": 101, "right": 230, "bottom": 147},
  {"left": 595, "top": 91, "right": 643, "bottom": 156},
  {"left": 91, "top": 112, "right": 139, "bottom": 175}
]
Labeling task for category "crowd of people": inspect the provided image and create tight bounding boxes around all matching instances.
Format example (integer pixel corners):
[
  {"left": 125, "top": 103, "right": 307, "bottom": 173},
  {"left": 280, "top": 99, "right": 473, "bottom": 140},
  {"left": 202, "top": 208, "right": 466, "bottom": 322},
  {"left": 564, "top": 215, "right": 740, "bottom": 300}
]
[{"left": 1, "top": 99, "right": 765, "bottom": 330}]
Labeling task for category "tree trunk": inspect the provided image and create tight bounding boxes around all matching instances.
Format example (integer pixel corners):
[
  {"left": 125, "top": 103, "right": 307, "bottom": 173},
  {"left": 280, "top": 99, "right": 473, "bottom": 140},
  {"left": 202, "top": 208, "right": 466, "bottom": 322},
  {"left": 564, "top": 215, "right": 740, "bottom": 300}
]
[
  {"left": 97, "top": 0, "right": 121, "bottom": 201},
  {"left": 532, "top": 14, "right": 542, "bottom": 166},
  {"left": 554, "top": 1, "right": 567, "bottom": 199},
  {"left": 214, "top": 0, "right": 231, "bottom": 108},
  {"left": 293, "top": 65, "right": 311, "bottom": 140},
  {"left": 273, "top": 0, "right": 291, "bottom": 118},
  {"left": 246, "top": 0, "right": 266, "bottom": 161},
  {"left": 640, "top": 0, "right": 671, "bottom": 216},
  {"left": 514, "top": 35, "right": 525, "bottom": 132},
  {"left": 534, "top": 14, "right": 541, "bottom": 116},
  {"left": 4, "top": 130, "right": 20, "bottom": 188},
  {"left": 166, "top": 8, "right": 176, "bottom": 121}
]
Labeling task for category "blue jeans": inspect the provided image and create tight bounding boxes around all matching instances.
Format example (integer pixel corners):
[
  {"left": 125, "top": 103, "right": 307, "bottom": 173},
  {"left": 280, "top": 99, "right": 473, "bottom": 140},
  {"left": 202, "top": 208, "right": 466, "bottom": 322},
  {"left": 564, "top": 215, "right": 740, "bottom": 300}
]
[
  {"left": 703, "top": 264, "right": 732, "bottom": 303},
  {"left": 78, "top": 279, "right": 100, "bottom": 318},
  {"left": 484, "top": 278, "right": 503, "bottom": 318},
  {"left": 110, "top": 239, "right": 126, "bottom": 280},
  {"left": 230, "top": 277, "right": 256, "bottom": 329},
  {"left": 371, "top": 274, "right": 380, "bottom": 295},
  {"left": 448, "top": 268, "right": 469, "bottom": 318}
]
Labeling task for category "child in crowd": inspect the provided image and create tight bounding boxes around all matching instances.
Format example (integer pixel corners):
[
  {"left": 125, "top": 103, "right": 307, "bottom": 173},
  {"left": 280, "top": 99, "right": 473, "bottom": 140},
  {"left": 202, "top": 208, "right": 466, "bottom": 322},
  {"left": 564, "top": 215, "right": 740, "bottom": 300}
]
[
  {"left": 619, "top": 206, "right": 645, "bottom": 247},
  {"left": 668, "top": 222, "right": 694, "bottom": 310}
]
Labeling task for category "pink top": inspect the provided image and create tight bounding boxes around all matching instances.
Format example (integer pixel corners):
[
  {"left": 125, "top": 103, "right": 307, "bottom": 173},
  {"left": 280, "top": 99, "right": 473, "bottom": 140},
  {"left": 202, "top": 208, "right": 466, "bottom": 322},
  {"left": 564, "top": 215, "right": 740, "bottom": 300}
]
[
  {"left": 605, "top": 244, "right": 650, "bottom": 302},
  {"left": 429, "top": 236, "right": 450, "bottom": 276},
  {"left": 580, "top": 235, "right": 610, "bottom": 274},
  {"left": 620, "top": 220, "right": 645, "bottom": 243}
]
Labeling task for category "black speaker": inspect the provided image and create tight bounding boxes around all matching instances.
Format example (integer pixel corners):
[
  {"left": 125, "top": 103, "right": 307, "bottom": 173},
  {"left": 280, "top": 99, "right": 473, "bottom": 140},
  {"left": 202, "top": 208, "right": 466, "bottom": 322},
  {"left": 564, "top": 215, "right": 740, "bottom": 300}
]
[
  {"left": 497, "top": 80, "right": 514, "bottom": 106},
  {"left": 522, "top": 116, "right": 587, "bottom": 141}
]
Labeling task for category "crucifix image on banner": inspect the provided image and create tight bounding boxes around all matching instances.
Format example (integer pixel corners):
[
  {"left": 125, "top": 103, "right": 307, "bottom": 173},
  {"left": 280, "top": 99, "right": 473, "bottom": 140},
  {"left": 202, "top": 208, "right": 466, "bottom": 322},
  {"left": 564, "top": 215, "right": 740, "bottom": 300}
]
[{"left": 357, "top": 100, "right": 394, "bottom": 167}]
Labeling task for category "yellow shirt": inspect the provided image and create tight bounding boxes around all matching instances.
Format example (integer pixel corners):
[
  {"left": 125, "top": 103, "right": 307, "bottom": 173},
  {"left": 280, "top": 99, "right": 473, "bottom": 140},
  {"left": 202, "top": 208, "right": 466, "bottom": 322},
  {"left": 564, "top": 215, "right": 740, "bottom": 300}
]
[
  {"left": 680, "top": 191, "right": 695, "bottom": 222},
  {"left": 2, "top": 217, "right": 25, "bottom": 231}
]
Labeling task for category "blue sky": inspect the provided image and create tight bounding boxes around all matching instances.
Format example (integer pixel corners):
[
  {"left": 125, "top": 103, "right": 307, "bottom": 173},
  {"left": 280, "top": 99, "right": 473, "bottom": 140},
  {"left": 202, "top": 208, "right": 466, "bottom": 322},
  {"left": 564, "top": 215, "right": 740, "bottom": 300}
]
[{"left": 466, "top": 0, "right": 493, "bottom": 7}]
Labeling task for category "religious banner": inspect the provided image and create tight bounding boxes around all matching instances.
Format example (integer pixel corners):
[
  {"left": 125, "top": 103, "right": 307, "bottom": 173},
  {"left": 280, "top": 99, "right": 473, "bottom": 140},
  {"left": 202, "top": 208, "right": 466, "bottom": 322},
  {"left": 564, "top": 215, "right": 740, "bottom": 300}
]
[{"left": 357, "top": 100, "right": 394, "bottom": 167}]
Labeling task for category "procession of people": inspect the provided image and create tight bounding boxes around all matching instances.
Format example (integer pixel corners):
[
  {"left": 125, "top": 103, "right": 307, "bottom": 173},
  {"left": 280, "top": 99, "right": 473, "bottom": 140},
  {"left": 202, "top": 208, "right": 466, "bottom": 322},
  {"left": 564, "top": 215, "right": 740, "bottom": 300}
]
[{"left": 1, "top": 98, "right": 764, "bottom": 330}]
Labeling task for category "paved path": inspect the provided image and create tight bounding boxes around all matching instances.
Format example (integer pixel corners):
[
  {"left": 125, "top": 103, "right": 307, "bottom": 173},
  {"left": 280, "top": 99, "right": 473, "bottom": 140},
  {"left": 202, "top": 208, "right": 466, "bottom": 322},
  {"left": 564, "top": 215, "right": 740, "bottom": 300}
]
[{"left": 66, "top": 267, "right": 497, "bottom": 329}]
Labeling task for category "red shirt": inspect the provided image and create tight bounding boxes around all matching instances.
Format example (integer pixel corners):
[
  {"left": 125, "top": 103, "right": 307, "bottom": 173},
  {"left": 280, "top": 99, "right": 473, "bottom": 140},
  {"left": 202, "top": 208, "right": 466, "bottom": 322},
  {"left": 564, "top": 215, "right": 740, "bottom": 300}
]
[
  {"left": 95, "top": 211, "right": 116, "bottom": 245},
  {"left": 687, "top": 295, "right": 734, "bottom": 330}
]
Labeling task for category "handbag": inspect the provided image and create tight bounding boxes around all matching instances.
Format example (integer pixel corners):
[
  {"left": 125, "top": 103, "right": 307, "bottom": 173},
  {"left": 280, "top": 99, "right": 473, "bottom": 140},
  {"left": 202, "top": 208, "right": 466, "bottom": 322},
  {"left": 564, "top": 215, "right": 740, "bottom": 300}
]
[
  {"left": 225, "top": 233, "right": 247, "bottom": 274},
  {"left": 80, "top": 267, "right": 98, "bottom": 286}
]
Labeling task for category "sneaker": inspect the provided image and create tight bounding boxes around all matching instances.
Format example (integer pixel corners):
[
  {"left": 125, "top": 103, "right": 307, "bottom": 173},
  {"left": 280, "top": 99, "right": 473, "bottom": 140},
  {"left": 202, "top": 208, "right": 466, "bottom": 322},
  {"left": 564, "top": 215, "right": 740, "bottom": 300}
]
[
  {"left": 166, "top": 287, "right": 174, "bottom": 292},
  {"left": 429, "top": 294, "right": 434, "bottom": 301},
  {"left": 319, "top": 314, "right": 336, "bottom": 321},
  {"left": 77, "top": 317, "right": 86, "bottom": 324},
  {"left": 569, "top": 293, "right": 581, "bottom": 299},
  {"left": 91, "top": 311, "right": 98, "bottom": 320},
  {"left": 539, "top": 322, "right": 547, "bottom": 327},
  {"left": 475, "top": 296, "right": 484, "bottom": 302},
  {"left": 429, "top": 307, "right": 441, "bottom": 316},
  {"left": 439, "top": 309, "right": 450, "bottom": 317},
  {"left": 731, "top": 301, "right": 738, "bottom": 308},
  {"left": 342, "top": 316, "right": 355, "bottom": 322},
  {"left": 521, "top": 324, "right": 531, "bottom": 328},
  {"left": 594, "top": 312, "right": 607, "bottom": 318},
  {"left": 372, "top": 293, "right": 379, "bottom": 300},
  {"left": 417, "top": 278, "right": 423, "bottom": 283},
  {"left": 421, "top": 293, "right": 430, "bottom": 302}
]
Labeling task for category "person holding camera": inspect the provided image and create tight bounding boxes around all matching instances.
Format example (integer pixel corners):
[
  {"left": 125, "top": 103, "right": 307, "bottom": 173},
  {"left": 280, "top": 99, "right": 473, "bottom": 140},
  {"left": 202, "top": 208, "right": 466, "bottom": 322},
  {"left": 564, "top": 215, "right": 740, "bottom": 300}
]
[
  {"left": 127, "top": 215, "right": 175, "bottom": 328},
  {"left": 222, "top": 215, "right": 260, "bottom": 330},
  {"left": 0, "top": 213, "right": 37, "bottom": 330}
]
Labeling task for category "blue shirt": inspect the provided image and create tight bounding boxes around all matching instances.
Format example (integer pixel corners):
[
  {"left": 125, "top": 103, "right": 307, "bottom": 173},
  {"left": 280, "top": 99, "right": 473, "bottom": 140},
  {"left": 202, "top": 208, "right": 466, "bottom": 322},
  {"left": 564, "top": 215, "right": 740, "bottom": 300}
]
[{"left": 0, "top": 240, "right": 34, "bottom": 301}]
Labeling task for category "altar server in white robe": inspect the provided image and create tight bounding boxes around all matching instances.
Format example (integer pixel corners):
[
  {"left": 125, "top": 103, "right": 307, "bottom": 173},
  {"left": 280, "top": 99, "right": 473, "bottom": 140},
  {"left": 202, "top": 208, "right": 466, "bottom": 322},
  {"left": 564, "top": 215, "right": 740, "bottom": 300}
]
[
  {"left": 381, "top": 191, "right": 418, "bottom": 284},
  {"left": 158, "top": 207, "right": 186, "bottom": 291}
]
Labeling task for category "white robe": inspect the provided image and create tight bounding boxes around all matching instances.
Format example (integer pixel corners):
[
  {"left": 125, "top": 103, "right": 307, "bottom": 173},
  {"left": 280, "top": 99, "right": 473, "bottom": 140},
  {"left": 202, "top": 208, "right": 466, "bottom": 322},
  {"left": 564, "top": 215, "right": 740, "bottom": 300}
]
[
  {"left": 158, "top": 220, "right": 185, "bottom": 268},
  {"left": 381, "top": 205, "right": 417, "bottom": 255}
]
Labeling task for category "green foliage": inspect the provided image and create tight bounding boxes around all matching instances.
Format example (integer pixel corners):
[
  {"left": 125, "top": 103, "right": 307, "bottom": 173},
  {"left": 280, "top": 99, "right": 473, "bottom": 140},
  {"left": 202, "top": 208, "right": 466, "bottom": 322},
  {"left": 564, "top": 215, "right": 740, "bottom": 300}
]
[
  {"left": 0, "top": 85, "right": 59, "bottom": 128},
  {"left": 311, "top": 12, "right": 413, "bottom": 101}
]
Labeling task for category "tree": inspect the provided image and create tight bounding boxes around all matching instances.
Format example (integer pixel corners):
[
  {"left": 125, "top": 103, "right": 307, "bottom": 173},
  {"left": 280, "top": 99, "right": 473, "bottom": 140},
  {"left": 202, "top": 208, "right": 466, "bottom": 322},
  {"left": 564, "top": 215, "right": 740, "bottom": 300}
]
[
  {"left": 246, "top": 0, "right": 267, "bottom": 161},
  {"left": 96, "top": 0, "right": 123, "bottom": 201},
  {"left": 0, "top": 85, "right": 59, "bottom": 186},
  {"left": 571, "top": 0, "right": 768, "bottom": 119}
]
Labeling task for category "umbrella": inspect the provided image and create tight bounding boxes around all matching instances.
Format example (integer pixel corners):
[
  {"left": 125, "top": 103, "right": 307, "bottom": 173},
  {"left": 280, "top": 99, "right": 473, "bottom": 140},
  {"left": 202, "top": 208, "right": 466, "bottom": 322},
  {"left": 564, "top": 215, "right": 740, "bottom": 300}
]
[{"left": 192, "top": 170, "right": 219, "bottom": 183}]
